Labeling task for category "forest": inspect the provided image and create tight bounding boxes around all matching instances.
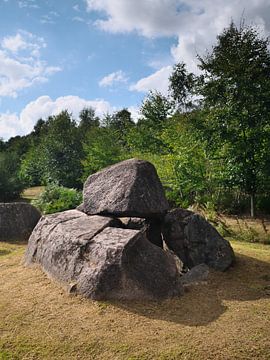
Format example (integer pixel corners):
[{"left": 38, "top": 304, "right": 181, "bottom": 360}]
[{"left": 1, "top": 22, "right": 270, "bottom": 217}]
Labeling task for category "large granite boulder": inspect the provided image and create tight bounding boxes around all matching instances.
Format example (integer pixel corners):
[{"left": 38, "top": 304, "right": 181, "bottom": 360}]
[
  {"left": 82, "top": 158, "right": 169, "bottom": 218},
  {"left": 0, "top": 202, "right": 41, "bottom": 241},
  {"left": 25, "top": 210, "right": 183, "bottom": 300},
  {"left": 162, "top": 209, "right": 235, "bottom": 271}
]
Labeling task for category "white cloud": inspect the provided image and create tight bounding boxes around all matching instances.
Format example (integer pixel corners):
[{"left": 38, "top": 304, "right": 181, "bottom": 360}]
[
  {"left": 2, "top": 33, "right": 27, "bottom": 53},
  {"left": 0, "top": 112, "right": 20, "bottom": 140},
  {"left": 1, "top": 30, "right": 46, "bottom": 56},
  {"left": 86, "top": 0, "right": 270, "bottom": 91},
  {"left": 0, "top": 95, "right": 116, "bottom": 140},
  {"left": 130, "top": 66, "right": 172, "bottom": 94},
  {"left": 128, "top": 105, "right": 140, "bottom": 122},
  {"left": 99, "top": 70, "right": 128, "bottom": 87},
  {"left": 0, "top": 31, "right": 61, "bottom": 98},
  {"left": 86, "top": 0, "right": 188, "bottom": 37}
]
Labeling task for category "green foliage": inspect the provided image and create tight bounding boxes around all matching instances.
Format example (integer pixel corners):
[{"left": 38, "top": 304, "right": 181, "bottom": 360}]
[
  {"left": 19, "top": 147, "right": 45, "bottom": 187},
  {"left": 0, "top": 152, "right": 25, "bottom": 201},
  {"left": 78, "top": 107, "right": 100, "bottom": 137},
  {"left": 32, "top": 183, "right": 82, "bottom": 214},
  {"left": 40, "top": 111, "right": 83, "bottom": 188},
  {"left": 82, "top": 126, "right": 127, "bottom": 180},
  {"left": 169, "top": 62, "right": 196, "bottom": 110},
  {"left": 126, "top": 92, "right": 173, "bottom": 154},
  {"left": 198, "top": 21, "right": 270, "bottom": 215}
]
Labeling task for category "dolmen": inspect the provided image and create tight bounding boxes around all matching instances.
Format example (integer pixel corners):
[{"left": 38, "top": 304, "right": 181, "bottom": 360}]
[
  {"left": 0, "top": 202, "right": 41, "bottom": 241},
  {"left": 25, "top": 158, "right": 235, "bottom": 301}
]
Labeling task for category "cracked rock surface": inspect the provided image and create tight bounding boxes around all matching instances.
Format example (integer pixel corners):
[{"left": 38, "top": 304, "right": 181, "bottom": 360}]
[
  {"left": 162, "top": 209, "right": 235, "bottom": 271},
  {"left": 25, "top": 210, "right": 183, "bottom": 300}
]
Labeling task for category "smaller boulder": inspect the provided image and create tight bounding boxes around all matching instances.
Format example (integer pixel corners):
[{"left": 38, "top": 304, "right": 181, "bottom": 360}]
[
  {"left": 180, "top": 264, "right": 209, "bottom": 287},
  {"left": 0, "top": 202, "right": 41, "bottom": 241},
  {"left": 162, "top": 209, "right": 235, "bottom": 271}
]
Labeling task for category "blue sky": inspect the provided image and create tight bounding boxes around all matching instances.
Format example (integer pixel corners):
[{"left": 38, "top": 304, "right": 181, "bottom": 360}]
[{"left": 1, "top": 0, "right": 270, "bottom": 140}]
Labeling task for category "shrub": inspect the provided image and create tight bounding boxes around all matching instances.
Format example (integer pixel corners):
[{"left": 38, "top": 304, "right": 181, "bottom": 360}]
[
  {"left": 32, "top": 183, "right": 82, "bottom": 214},
  {"left": 0, "top": 152, "right": 25, "bottom": 201}
]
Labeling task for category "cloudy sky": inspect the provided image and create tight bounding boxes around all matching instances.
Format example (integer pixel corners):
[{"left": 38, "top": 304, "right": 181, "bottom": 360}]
[{"left": 1, "top": 0, "right": 270, "bottom": 140}]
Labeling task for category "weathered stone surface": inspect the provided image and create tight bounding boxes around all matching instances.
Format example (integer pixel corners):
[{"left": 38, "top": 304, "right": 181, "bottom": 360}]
[
  {"left": 83, "top": 158, "right": 169, "bottom": 218},
  {"left": 162, "top": 209, "right": 235, "bottom": 271},
  {"left": 25, "top": 210, "right": 183, "bottom": 300},
  {"left": 0, "top": 202, "right": 41, "bottom": 241},
  {"left": 25, "top": 210, "right": 119, "bottom": 280},
  {"left": 119, "top": 217, "right": 146, "bottom": 230},
  {"left": 76, "top": 227, "right": 183, "bottom": 300},
  {"left": 180, "top": 264, "right": 209, "bottom": 287},
  {"left": 76, "top": 203, "right": 85, "bottom": 212}
]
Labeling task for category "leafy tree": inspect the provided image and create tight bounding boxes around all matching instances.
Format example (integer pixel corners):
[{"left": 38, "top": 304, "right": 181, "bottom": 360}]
[
  {"left": 127, "top": 91, "right": 172, "bottom": 154},
  {"left": 19, "top": 147, "right": 45, "bottom": 187},
  {"left": 82, "top": 126, "right": 126, "bottom": 179},
  {"left": 78, "top": 107, "right": 100, "bottom": 135},
  {"left": 0, "top": 139, "right": 5, "bottom": 151},
  {"left": 40, "top": 111, "right": 83, "bottom": 188},
  {"left": 169, "top": 62, "right": 196, "bottom": 111},
  {"left": 140, "top": 90, "right": 172, "bottom": 130},
  {"left": 5, "top": 135, "right": 31, "bottom": 157},
  {"left": 100, "top": 109, "right": 135, "bottom": 148},
  {"left": 198, "top": 21, "right": 270, "bottom": 216},
  {"left": 0, "top": 152, "right": 25, "bottom": 201}
]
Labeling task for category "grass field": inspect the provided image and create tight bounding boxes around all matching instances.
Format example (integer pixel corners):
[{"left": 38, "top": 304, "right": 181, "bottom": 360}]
[{"left": 0, "top": 239, "right": 270, "bottom": 360}]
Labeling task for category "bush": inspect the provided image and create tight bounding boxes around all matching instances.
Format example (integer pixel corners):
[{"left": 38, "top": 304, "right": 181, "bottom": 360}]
[
  {"left": 32, "top": 183, "right": 82, "bottom": 214},
  {"left": 0, "top": 152, "right": 25, "bottom": 201}
]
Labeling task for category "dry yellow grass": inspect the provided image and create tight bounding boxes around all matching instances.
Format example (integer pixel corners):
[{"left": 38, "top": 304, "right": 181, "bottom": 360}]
[
  {"left": 0, "top": 239, "right": 270, "bottom": 360},
  {"left": 21, "top": 187, "right": 45, "bottom": 201}
]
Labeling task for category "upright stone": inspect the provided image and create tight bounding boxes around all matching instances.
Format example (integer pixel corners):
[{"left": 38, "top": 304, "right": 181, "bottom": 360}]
[
  {"left": 162, "top": 209, "right": 235, "bottom": 271},
  {"left": 82, "top": 158, "right": 169, "bottom": 218},
  {"left": 0, "top": 202, "right": 41, "bottom": 241}
]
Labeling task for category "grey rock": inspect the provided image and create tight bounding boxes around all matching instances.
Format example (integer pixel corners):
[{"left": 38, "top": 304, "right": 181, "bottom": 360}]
[
  {"left": 83, "top": 158, "right": 169, "bottom": 218},
  {"left": 76, "top": 203, "right": 85, "bottom": 212},
  {"left": 119, "top": 217, "right": 146, "bottom": 230},
  {"left": 180, "top": 264, "right": 209, "bottom": 286},
  {"left": 0, "top": 202, "right": 41, "bottom": 241},
  {"left": 162, "top": 209, "right": 235, "bottom": 271},
  {"left": 25, "top": 210, "right": 183, "bottom": 300},
  {"left": 25, "top": 210, "right": 118, "bottom": 279}
]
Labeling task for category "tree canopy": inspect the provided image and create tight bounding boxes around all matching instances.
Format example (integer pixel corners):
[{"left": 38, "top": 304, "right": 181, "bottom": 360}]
[{"left": 197, "top": 21, "right": 270, "bottom": 216}]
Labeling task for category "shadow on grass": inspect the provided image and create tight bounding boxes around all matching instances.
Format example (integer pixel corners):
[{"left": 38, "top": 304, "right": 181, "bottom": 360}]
[{"left": 111, "top": 252, "right": 270, "bottom": 326}]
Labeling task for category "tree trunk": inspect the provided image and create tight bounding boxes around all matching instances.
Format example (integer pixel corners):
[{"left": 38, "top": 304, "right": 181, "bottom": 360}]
[{"left": 250, "top": 193, "right": 255, "bottom": 218}]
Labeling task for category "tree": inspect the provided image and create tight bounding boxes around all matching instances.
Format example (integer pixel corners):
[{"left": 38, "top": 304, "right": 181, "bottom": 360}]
[
  {"left": 128, "top": 91, "right": 172, "bottom": 154},
  {"left": 198, "top": 21, "right": 270, "bottom": 216},
  {"left": 82, "top": 126, "right": 125, "bottom": 179},
  {"left": 140, "top": 91, "right": 172, "bottom": 129},
  {"left": 169, "top": 62, "right": 196, "bottom": 111},
  {"left": 78, "top": 107, "right": 100, "bottom": 135},
  {"left": 105, "top": 109, "right": 135, "bottom": 147},
  {"left": 0, "top": 152, "right": 25, "bottom": 201},
  {"left": 41, "top": 111, "right": 83, "bottom": 188}
]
